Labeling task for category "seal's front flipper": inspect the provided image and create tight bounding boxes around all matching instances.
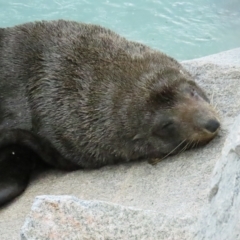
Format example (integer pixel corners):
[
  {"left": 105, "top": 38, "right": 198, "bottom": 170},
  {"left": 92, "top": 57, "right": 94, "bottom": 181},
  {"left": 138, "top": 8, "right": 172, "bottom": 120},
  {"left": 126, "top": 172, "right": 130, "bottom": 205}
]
[
  {"left": 0, "top": 145, "right": 37, "bottom": 207},
  {"left": 0, "top": 128, "right": 79, "bottom": 206},
  {"left": 0, "top": 129, "right": 79, "bottom": 170}
]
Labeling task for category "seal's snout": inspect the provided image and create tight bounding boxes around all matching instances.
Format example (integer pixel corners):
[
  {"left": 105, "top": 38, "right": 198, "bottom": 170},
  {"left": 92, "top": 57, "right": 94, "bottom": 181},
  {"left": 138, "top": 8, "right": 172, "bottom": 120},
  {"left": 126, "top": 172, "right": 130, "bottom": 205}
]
[
  {"left": 204, "top": 119, "right": 220, "bottom": 134},
  {"left": 175, "top": 96, "right": 220, "bottom": 144}
]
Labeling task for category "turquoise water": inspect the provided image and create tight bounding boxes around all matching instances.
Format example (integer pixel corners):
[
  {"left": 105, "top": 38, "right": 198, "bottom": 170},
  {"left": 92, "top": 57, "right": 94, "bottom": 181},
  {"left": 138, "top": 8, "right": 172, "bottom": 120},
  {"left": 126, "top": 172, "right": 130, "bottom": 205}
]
[{"left": 0, "top": 0, "right": 240, "bottom": 60}]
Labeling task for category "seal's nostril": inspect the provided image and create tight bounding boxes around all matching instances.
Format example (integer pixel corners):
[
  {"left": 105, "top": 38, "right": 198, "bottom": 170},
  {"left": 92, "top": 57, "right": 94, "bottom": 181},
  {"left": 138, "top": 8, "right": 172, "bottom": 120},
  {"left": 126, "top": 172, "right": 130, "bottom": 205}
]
[{"left": 204, "top": 119, "right": 220, "bottom": 133}]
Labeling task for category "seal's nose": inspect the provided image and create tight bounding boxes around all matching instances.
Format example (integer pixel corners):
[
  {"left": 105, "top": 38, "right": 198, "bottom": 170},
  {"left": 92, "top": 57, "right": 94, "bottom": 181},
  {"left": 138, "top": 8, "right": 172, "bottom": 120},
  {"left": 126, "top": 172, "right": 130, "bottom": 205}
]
[{"left": 204, "top": 119, "right": 220, "bottom": 133}]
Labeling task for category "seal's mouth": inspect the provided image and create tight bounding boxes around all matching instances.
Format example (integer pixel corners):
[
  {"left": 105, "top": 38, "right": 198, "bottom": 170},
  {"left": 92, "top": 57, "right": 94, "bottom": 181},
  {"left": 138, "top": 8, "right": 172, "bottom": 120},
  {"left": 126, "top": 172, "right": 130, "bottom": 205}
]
[
  {"left": 189, "top": 117, "right": 220, "bottom": 144},
  {"left": 148, "top": 121, "right": 220, "bottom": 165}
]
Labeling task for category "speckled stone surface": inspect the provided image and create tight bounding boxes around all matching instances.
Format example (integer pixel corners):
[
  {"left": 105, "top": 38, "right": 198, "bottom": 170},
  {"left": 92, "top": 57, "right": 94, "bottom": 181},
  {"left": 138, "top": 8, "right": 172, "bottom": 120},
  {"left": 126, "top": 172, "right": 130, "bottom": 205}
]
[
  {"left": 21, "top": 196, "right": 196, "bottom": 240},
  {"left": 0, "top": 48, "right": 239, "bottom": 240},
  {"left": 197, "top": 114, "right": 240, "bottom": 240}
]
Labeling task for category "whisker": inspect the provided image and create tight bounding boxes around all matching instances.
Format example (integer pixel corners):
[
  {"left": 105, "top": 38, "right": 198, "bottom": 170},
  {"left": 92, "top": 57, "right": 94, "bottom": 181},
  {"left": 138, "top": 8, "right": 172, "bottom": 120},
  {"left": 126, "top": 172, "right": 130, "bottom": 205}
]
[
  {"left": 210, "top": 91, "right": 215, "bottom": 105},
  {"left": 176, "top": 144, "right": 186, "bottom": 157},
  {"left": 209, "top": 90, "right": 220, "bottom": 114},
  {"left": 191, "top": 142, "right": 196, "bottom": 149},
  {"left": 179, "top": 141, "right": 192, "bottom": 156},
  {"left": 196, "top": 140, "right": 200, "bottom": 148},
  {"left": 181, "top": 141, "right": 191, "bottom": 153},
  {"left": 151, "top": 139, "right": 187, "bottom": 165},
  {"left": 176, "top": 142, "right": 188, "bottom": 157},
  {"left": 193, "top": 140, "right": 198, "bottom": 148}
]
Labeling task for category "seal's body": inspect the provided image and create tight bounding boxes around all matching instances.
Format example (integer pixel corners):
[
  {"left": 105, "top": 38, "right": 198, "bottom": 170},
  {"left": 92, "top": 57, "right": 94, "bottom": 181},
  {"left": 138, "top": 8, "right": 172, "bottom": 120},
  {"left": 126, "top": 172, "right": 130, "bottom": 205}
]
[{"left": 0, "top": 20, "right": 220, "bottom": 206}]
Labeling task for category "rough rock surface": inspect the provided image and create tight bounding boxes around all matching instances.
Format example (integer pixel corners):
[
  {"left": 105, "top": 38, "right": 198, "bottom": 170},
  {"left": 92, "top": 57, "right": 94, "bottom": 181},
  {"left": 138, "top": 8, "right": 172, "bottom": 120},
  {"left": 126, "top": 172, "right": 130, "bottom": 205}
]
[
  {"left": 197, "top": 114, "right": 240, "bottom": 240},
  {"left": 21, "top": 195, "right": 196, "bottom": 240},
  {"left": 20, "top": 116, "right": 240, "bottom": 240},
  {"left": 0, "top": 48, "right": 239, "bottom": 239}
]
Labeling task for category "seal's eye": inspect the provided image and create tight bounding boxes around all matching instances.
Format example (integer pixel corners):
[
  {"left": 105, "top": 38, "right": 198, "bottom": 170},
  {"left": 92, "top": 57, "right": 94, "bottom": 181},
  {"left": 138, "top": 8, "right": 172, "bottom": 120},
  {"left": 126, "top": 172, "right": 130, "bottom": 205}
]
[
  {"left": 153, "top": 120, "right": 176, "bottom": 138},
  {"left": 161, "top": 121, "right": 174, "bottom": 130}
]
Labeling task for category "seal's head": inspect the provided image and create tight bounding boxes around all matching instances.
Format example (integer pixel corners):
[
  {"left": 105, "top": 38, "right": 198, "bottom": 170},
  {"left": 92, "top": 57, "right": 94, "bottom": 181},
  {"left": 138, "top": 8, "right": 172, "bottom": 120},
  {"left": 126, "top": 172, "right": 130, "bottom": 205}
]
[{"left": 124, "top": 66, "right": 220, "bottom": 163}]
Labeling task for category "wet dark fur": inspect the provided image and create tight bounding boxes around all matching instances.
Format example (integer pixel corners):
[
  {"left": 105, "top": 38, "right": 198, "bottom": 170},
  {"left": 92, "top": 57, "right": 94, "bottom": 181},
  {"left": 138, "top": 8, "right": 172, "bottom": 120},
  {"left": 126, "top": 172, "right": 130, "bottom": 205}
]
[{"left": 0, "top": 20, "right": 220, "bottom": 206}]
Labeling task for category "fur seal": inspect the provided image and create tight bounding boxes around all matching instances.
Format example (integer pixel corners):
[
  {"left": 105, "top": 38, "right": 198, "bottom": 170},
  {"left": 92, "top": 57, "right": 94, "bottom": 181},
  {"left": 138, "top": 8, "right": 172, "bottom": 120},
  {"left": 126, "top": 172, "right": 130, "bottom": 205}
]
[{"left": 0, "top": 20, "right": 220, "bottom": 206}]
